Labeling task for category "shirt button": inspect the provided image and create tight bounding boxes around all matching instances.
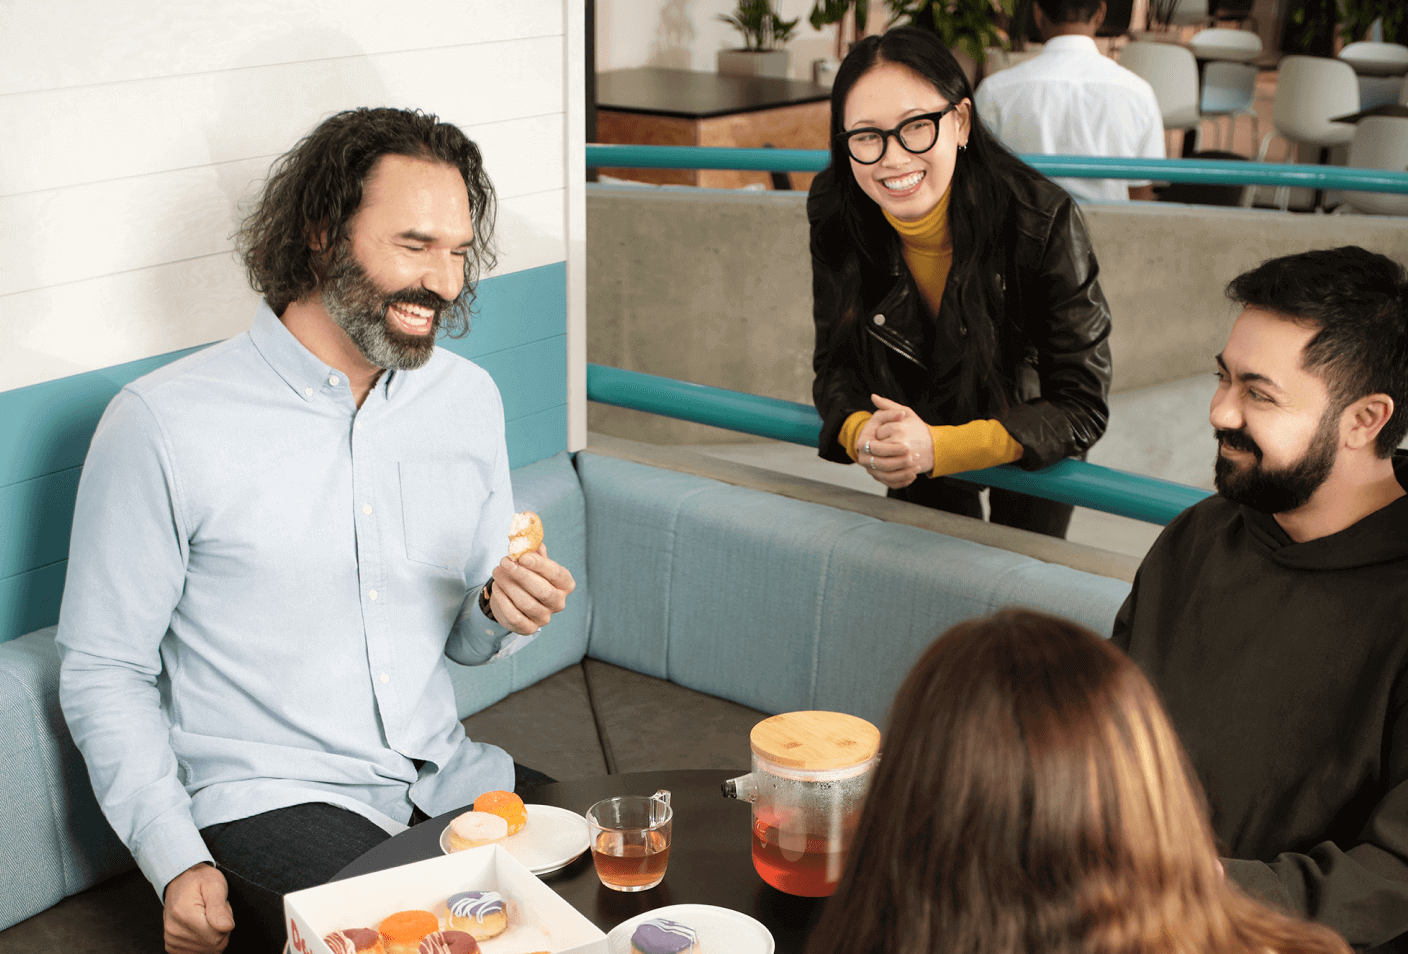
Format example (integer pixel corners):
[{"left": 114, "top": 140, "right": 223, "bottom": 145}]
[
  {"left": 363, "top": 504, "right": 373, "bottom": 515},
  {"left": 873, "top": 314, "right": 886, "bottom": 326},
  {"left": 380, "top": 672, "right": 390, "bottom": 684},
  {"left": 304, "top": 387, "right": 313, "bottom": 397},
  {"left": 485, "top": 628, "right": 494, "bottom": 636},
  {"left": 329, "top": 375, "right": 340, "bottom": 386},
  {"left": 355, "top": 420, "right": 362, "bottom": 430},
  {"left": 369, "top": 589, "right": 378, "bottom": 600}
]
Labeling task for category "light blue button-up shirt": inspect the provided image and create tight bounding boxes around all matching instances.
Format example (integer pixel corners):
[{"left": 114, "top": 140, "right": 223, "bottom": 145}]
[{"left": 57, "top": 303, "right": 532, "bottom": 896}]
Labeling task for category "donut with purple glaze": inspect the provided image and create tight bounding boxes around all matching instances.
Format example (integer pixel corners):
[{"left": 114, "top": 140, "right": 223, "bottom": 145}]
[
  {"left": 629, "top": 918, "right": 699, "bottom": 954},
  {"left": 446, "top": 890, "right": 507, "bottom": 940},
  {"left": 417, "top": 930, "right": 480, "bottom": 954}
]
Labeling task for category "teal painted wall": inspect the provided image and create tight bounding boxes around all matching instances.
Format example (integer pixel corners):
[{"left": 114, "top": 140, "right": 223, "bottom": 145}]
[{"left": 0, "top": 262, "right": 567, "bottom": 645}]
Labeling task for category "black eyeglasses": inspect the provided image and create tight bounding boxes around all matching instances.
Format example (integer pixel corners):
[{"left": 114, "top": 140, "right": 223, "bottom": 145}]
[{"left": 837, "top": 104, "right": 960, "bottom": 164}]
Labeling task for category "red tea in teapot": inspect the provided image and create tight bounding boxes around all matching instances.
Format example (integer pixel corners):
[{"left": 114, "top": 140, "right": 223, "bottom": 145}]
[{"left": 750, "top": 816, "right": 854, "bottom": 896}]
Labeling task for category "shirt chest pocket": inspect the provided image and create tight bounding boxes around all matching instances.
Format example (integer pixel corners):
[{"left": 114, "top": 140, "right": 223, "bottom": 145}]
[{"left": 399, "top": 461, "right": 489, "bottom": 572}]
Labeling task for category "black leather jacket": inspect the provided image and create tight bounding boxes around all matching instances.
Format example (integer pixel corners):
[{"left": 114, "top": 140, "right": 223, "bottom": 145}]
[{"left": 810, "top": 169, "right": 1113, "bottom": 471}]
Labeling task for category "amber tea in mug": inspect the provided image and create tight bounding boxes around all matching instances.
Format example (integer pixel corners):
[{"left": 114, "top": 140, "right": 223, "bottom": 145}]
[{"left": 585, "top": 789, "right": 672, "bottom": 892}]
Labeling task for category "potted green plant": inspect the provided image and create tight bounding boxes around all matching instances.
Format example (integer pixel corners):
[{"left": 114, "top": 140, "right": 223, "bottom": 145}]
[
  {"left": 809, "top": 0, "right": 1014, "bottom": 68},
  {"left": 889, "top": 0, "right": 1014, "bottom": 64},
  {"left": 718, "top": 0, "right": 802, "bottom": 78},
  {"left": 1338, "top": 0, "right": 1404, "bottom": 44}
]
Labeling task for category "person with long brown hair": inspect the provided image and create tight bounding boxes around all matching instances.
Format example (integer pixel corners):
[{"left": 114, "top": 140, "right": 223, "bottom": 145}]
[{"left": 807, "top": 609, "right": 1350, "bottom": 954}]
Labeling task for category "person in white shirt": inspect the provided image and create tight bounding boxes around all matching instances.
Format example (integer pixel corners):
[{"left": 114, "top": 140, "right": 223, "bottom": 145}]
[{"left": 974, "top": 0, "right": 1165, "bottom": 202}]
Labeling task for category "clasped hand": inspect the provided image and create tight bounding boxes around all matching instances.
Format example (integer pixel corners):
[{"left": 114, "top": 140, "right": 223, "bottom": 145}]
[
  {"left": 488, "top": 545, "right": 576, "bottom": 634},
  {"left": 855, "top": 395, "right": 935, "bottom": 489}
]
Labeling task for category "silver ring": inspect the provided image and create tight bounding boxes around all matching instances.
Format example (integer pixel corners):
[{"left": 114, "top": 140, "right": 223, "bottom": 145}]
[
  {"left": 869, "top": 460, "right": 876, "bottom": 471},
  {"left": 865, "top": 440, "right": 871, "bottom": 456}
]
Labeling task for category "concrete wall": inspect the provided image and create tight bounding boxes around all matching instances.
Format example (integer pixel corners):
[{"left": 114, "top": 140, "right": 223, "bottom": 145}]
[{"left": 586, "top": 185, "right": 1408, "bottom": 443}]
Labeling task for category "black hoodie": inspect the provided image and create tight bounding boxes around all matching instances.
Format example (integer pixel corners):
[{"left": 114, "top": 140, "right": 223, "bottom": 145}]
[{"left": 1113, "top": 454, "right": 1408, "bottom": 950}]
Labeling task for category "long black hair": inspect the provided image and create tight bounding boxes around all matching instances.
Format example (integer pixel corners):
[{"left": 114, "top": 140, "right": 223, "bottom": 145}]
[{"left": 811, "top": 28, "right": 1048, "bottom": 419}]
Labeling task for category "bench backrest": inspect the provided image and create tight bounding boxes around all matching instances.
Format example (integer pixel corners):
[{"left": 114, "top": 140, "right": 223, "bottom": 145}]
[{"left": 576, "top": 451, "right": 1132, "bottom": 730}]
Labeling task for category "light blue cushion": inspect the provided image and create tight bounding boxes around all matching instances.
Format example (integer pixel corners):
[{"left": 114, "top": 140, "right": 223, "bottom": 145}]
[
  {"left": 0, "top": 626, "right": 134, "bottom": 932},
  {"left": 580, "top": 458, "right": 717, "bottom": 679},
  {"left": 579, "top": 453, "right": 1132, "bottom": 730},
  {"left": 446, "top": 451, "right": 590, "bottom": 718}
]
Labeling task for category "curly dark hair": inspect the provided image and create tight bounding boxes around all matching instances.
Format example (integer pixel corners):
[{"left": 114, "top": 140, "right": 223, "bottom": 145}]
[{"left": 236, "top": 107, "right": 497, "bottom": 333}]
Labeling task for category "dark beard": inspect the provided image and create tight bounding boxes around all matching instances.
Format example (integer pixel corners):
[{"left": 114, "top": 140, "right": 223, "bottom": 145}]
[
  {"left": 1213, "top": 410, "right": 1339, "bottom": 514},
  {"left": 321, "top": 241, "right": 453, "bottom": 371}
]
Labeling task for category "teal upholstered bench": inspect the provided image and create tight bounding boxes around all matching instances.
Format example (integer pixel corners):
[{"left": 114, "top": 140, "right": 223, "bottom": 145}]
[{"left": 0, "top": 439, "right": 1134, "bottom": 946}]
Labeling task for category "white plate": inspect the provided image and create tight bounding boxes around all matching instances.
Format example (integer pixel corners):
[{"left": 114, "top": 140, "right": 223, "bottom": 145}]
[
  {"left": 439, "top": 804, "right": 590, "bottom": 875},
  {"left": 606, "top": 904, "right": 775, "bottom": 954}
]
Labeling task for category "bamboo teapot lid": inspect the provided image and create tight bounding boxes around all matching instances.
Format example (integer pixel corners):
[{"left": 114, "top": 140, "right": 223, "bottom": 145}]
[{"left": 750, "top": 710, "right": 880, "bottom": 770}]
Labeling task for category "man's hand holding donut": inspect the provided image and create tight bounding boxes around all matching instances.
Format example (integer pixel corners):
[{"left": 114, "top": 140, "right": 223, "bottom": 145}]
[{"left": 488, "top": 515, "right": 575, "bottom": 634}]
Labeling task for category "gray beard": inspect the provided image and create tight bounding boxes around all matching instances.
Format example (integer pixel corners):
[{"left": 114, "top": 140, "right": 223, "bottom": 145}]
[{"left": 321, "top": 242, "right": 449, "bottom": 371}]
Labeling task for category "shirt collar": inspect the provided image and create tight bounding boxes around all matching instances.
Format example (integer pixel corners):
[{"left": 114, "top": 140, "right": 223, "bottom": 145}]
[
  {"left": 1042, "top": 34, "right": 1100, "bottom": 55},
  {"left": 248, "top": 300, "right": 342, "bottom": 403}
]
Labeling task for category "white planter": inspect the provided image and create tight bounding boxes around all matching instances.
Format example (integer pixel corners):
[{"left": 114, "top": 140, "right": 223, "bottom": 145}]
[{"left": 717, "top": 49, "right": 790, "bottom": 79}]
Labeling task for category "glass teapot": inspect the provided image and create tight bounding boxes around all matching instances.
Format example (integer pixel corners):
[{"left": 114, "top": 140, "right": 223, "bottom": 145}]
[{"left": 722, "top": 710, "right": 880, "bottom": 897}]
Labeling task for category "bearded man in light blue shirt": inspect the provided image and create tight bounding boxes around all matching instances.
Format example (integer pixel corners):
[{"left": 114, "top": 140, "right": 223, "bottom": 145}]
[{"left": 56, "top": 107, "right": 575, "bottom": 954}]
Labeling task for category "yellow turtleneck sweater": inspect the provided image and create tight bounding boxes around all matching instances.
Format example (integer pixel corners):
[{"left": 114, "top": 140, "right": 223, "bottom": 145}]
[{"left": 839, "top": 189, "right": 1024, "bottom": 478}]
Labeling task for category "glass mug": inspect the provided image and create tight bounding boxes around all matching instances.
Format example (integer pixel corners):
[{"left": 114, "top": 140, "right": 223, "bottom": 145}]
[{"left": 585, "top": 789, "right": 672, "bottom": 891}]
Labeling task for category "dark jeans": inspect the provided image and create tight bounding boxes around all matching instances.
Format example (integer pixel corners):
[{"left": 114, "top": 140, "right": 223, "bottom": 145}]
[
  {"left": 199, "top": 762, "right": 555, "bottom": 954},
  {"left": 889, "top": 476, "right": 1074, "bottom": 539}
]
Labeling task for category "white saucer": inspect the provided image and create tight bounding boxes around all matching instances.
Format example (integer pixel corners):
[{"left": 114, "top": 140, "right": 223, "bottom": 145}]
[
  {"left": 440, "top": 804, "right": 590, "bottom": 875},
  {"left": 606, "top": 904, "right": 775, "bottom": 954}
]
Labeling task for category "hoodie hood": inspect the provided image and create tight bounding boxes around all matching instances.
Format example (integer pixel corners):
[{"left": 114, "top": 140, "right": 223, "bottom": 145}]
[{"left": 1242, "top": 452, "right": 1408, "bottom": 571}]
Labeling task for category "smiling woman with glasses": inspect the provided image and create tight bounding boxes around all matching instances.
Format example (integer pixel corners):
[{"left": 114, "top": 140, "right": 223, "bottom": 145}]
[{"left": 808, "top": 27, "right": 1114, "bottom": 539}]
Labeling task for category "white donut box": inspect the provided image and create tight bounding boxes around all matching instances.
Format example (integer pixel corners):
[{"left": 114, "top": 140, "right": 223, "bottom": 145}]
[{"left": 284, "top": 844, "right": 607, "bottom": 954}]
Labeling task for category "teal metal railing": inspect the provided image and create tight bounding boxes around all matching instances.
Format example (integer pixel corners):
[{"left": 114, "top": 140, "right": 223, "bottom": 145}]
[
  {"left": 585, "top": 143, "right": 1343, "bottom": 525},
  {"left": 586, "top": 144, "right": 1408, "bottom": 194},
  {"left": 588, "top": 364, "right": 1212, "bottom": 526}
]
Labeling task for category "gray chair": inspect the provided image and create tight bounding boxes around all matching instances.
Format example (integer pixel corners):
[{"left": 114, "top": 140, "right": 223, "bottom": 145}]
[
  {"left": 1199, "top": 60, "right": 1259, "bottom": 153},
  {"left": 1120, "top": 42, "right": 1203, "bottom": 153}
]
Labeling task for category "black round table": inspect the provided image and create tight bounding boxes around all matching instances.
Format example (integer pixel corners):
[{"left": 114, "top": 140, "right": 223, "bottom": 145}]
[{"left": 332, "top": 769, "right": 827, "bottom": 954}]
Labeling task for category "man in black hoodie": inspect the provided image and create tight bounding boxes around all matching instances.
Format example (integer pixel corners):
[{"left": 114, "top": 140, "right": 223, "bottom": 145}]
[{"left": 1113, "top": 246, "right": 1408, "bottom": 951}]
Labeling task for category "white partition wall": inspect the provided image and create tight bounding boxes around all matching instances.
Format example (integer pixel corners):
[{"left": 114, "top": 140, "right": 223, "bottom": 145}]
[
  {"left": 0, "top": 1, "right": 586, "bottom": 642},
  {"left": 0, "top": 0, "right": 584, "bottom": 424}
]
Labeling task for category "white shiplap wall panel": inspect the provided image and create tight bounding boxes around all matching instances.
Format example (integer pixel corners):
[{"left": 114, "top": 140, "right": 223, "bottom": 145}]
[
  {"left": 2, "top": 0, "right": 574, "bottom": 395},
  {"left": 0, "top": 0, "right": 563, "bottom": 95},
  {"left": 3, "top": 255, "right": 258, "bottom": 390},
  {"left": 0, "top": 189, "right": 566, "bottom": 392},
  {"left": 1, "top": 36, "right": 565, "bottom": 197},
  {"left": 1, "top": 115, "right": 566, "bottom": 298},
  {"left": 492, "top": 190, "right": 567, "bottom": 279}
]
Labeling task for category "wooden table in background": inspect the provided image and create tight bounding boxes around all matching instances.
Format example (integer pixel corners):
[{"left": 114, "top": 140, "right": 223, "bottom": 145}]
[{"left": 594, "top": 67, "right": 832, "bottom": 190}]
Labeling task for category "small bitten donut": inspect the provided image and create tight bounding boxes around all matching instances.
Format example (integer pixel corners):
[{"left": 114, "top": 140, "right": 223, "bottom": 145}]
[
  {"left": 446, "top": 890, "right": 508, "bottom": 940},
  {"left": 324, "top": 928, "right": 386, "bottom": 954},
  {"left": 445, "top": 811, "right": 509, "bottom": 851},
  {"left": 418, "top": 930, "right": 480, "bottom": 954},
  {"left": 473, "top": 790, "right": 527, "bottom": 835},
  {"left": 630, "top": 918, "right": 700, "bottom": 954},
  {"left": 507, "top": 511, "right": 544, "bottom": 561},
  {"left": 378, "top": 910, "right": 439, "bottom": 954}
]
